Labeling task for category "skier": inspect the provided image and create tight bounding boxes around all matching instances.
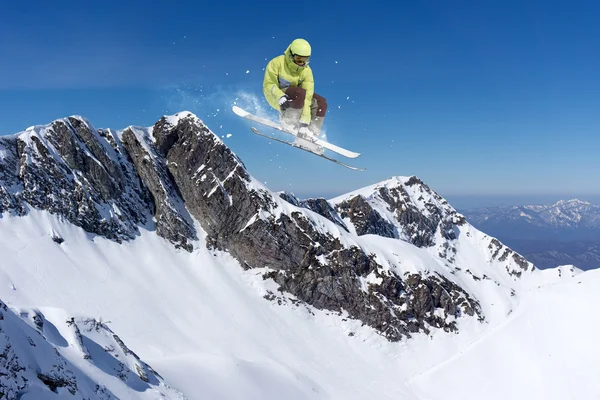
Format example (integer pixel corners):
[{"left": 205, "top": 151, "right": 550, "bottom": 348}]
[{"left": 262, "top": 38, "right": 328, "bottom": 143}]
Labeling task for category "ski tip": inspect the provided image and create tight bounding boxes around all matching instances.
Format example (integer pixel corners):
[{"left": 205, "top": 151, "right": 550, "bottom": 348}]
[{"left": 232, "top": 105, "right": 248, "bottom": 117}]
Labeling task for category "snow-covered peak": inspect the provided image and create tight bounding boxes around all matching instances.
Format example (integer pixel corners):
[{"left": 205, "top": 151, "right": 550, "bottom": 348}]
[
  {"left": 553, "top": 198, "right": 591, "bottom": 207},
  {"left": 328, "top": 175, "right": 464, "bottom": 241},
  {"left": 330, "top": 175, "right": 458, "bottom": 220},
  {"left": 162, "top": 110, "right": 202, "bottom": 127},
  {"left": 14, "top": 115, "right": 93, "bottom": 145},
  {"left": 328, "top": 175, "right": 412, "bottom": 200},
  {"left": 326, "top": 174, "right": 535, "bottom": 309},
  {"left": 331, "top": 175, "right": 431, "bottom": 200}
]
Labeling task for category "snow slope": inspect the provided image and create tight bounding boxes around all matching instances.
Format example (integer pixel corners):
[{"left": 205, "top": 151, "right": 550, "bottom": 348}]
[
  {"left": 1, "top": 204, "right": 598, "bottom": 399},
  {"left": 410, "top": 267, "right": 599, "bottom": 400}
]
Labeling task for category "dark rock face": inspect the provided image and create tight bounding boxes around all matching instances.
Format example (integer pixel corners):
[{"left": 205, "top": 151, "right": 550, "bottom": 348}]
[
  {"left": 15, "top": 119, "right": 148, "bottom": 242},
  {"left": 157, "top": 116, "right": 258, "bottom": 254},
  {"left": 265, "top": 249, "right": 481, "bottom": 341},
  {"left": 335, "top": 195, "right": 397, "bottom": 237},
  {"left": 0, "top": 116, "right": 196, "bottom": 249},
  {"left": 0, "top": 138, "right": 25, "bottom": 215},
  {"left": 121, "top": 127, "right": 196, "bottom": 251}
]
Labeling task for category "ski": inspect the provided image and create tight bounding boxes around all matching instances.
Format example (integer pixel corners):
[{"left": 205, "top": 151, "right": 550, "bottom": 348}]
[
  {"left": 232, "top": 105, "right": 360, "bottom": 159},
  {"left": 250, "top": 127, "right": 365, "bottom": 171}
]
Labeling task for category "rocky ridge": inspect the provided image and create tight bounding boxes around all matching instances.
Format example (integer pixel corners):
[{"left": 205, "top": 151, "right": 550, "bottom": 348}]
[{"left": 0, "top": 112, "right": 537, "bottom": 344}]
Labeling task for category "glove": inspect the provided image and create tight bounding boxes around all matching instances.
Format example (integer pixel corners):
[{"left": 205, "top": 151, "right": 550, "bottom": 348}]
[
  {"left": 297, "top": 123, "right": 313, "bottom": 140},
  {"left": 278, "top": 95, "right": 291, "bottom": 111}
]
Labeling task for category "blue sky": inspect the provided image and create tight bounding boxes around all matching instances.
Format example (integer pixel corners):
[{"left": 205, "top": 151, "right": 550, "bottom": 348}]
[{"left": 1, "top": 0, "right": 598, "bottom": 205}]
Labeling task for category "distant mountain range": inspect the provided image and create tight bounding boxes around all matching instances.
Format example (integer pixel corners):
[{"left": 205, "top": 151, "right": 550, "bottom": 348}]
[
  {"left": 461, "top": 199, "right": 600, "bottom": 240},
  {"left": 461, "top": 199, "right": 600, "bottom": 270}
]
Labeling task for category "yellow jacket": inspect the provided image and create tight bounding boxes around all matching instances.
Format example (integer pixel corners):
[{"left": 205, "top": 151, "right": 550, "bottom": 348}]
[{"left": 263, "top": 44, "right": 314, "bottom": 124}]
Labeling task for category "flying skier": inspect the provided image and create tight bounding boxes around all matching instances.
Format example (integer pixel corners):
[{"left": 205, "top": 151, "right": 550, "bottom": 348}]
[{"left": 262, "top": 38, "right": 328, "bottom": 142}]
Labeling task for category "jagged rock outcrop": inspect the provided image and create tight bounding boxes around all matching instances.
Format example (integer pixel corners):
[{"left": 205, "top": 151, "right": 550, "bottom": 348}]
[
  {"left": 0, "top": 138, "right": 26, "bottom": 215},
  {"left": 264, "top": 252, "right": 481, "bottom": 340},
  {"left": 279, "top": 192, "right": 349, "bottom": 231},
  {"left": 120, "top": 126, "right": 196, "bottom": 251},
  {"left": 488, "top": 238, "right": 532, "bottom": 277},
  {"left": 0, "top": 116, "right": 196, "bottom": 250},
  {"left": 18, "top": 118, "right": 148, "bottom": 241},
  {"left": 334, "top": 176, "right": 462, "bottom": 247},
  {"left": 336, "top": 194, "right": 397, "bottom": 237}
]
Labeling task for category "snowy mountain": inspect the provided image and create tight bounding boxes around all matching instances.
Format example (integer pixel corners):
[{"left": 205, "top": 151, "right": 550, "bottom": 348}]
[
  {"left": 0, "top": 112, "right": 598, "bottom": 399},
  {"left": 462, "top": 199, "right": 600, "bottom": 241},
  {"left": 461, "top": 200, "right": 600, "bottom": 270}
]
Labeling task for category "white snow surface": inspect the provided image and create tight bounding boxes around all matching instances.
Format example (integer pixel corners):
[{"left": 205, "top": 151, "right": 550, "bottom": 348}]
[{"left": 1, "top": 206, "right": 598, "bottom": 399}]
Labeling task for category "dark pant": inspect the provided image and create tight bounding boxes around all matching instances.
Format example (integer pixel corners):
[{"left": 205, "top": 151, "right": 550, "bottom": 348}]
[{"left": 285, "top": 87, "right": 328, "bottom": 118}]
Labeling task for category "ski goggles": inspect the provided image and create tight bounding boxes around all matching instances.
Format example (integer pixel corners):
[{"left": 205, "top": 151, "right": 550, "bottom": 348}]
[{"left": 292, "top": 54, "right": 310, "bottom": 66}]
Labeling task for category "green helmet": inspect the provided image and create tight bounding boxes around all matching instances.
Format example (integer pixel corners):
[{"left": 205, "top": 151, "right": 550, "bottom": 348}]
[{"left": 290, "top": 38, "right": 311, "bottom": 57}]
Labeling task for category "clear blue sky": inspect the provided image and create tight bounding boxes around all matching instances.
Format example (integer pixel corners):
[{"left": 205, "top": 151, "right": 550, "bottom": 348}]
[{"left": 1, "top": 0, "right": 598, "bottom": 205}]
